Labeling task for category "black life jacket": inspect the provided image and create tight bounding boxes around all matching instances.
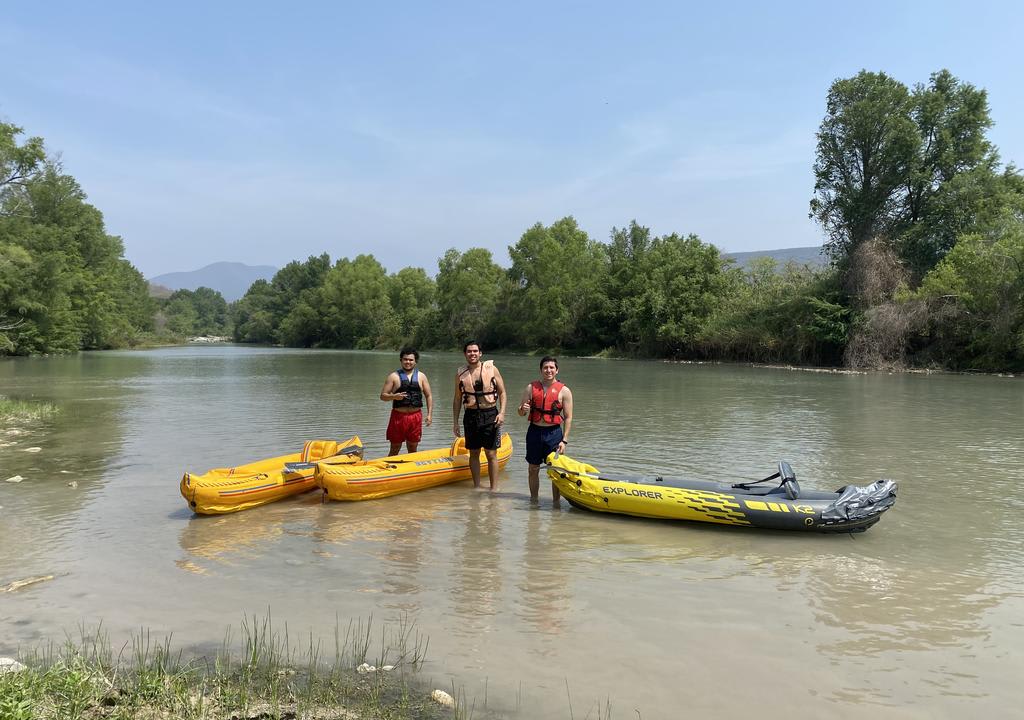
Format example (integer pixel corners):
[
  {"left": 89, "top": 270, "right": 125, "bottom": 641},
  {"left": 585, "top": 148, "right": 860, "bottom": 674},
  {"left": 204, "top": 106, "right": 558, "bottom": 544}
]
[
  {"left": 459, "top": 360, "right": 498, "bottom": 408},
  {"left": 394, "top": 368, "right": 423, "bottom": 408}
]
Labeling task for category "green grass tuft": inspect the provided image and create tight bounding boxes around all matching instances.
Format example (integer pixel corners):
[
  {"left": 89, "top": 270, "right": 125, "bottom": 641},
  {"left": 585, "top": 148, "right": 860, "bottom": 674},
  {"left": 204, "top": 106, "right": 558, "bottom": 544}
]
[
  {"left": 0, "top": 396, "right": 60, "bottom": 425},
  {"left": 0, "top": 615, "right": 492, "bottom": 720}
]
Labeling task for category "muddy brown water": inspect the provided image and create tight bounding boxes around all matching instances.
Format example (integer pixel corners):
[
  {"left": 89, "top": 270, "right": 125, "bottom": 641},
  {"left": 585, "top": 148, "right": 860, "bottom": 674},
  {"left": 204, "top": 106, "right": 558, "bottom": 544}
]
[{"left": 2, "top": 346, "right": 1022, "bottom": 718}]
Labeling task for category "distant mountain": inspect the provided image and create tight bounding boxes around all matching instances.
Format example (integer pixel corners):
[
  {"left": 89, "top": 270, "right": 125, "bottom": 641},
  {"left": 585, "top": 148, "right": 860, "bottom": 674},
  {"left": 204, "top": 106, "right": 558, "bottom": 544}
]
[
  {"left": 149, "top": 262, "right": 278, "bottom": 302},
  {"left": 722, "top": 246, "right": 826, "bottom": 269}
]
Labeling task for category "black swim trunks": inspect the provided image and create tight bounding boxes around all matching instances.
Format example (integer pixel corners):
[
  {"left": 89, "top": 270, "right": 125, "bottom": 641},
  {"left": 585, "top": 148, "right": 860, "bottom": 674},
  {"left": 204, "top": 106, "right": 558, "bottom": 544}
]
[{"left": 463, "top": 407, "right": 500, "bottom": 450}]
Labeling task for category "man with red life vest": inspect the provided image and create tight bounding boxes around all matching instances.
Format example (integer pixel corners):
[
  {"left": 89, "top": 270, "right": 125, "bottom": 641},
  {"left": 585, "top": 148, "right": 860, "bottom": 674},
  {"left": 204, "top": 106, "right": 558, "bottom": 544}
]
[
  {"left": 517, "top": 356, "right": 573, "bottom": 503},
  {"left": 452, "top": 340, "right": 507, "bottom": 489},
  {"left": 380, "top": 347, "right": 433, "bottom": 455}
]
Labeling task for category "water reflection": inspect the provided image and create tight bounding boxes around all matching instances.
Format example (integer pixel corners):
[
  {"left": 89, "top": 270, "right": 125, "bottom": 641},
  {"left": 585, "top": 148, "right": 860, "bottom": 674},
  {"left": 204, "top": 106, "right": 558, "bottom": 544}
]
[
  {"left": 177, "top": 505, "right": 291, "bottom": 570},
  {"left": 517, "top": 507, "right": 570, "bottom": 645},
  {"left": 0, "top": 354, "right": 143, "bottom": 578},
  {"left": 449, "top": 494, "right": 504, "bottom": 638}
]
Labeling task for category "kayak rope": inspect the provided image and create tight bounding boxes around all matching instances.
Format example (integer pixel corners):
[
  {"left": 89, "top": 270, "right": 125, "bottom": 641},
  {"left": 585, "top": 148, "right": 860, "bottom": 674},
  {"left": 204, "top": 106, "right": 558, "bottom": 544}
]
[{"left": 732, "top": 471, "right": 781, "bottom": 490}]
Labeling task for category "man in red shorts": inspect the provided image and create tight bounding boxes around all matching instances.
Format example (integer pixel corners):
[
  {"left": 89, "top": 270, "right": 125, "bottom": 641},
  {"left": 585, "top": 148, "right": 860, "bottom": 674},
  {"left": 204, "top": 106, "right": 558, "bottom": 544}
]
[{"left": 379, "top": 347, "right": 433, "bottom": 455}]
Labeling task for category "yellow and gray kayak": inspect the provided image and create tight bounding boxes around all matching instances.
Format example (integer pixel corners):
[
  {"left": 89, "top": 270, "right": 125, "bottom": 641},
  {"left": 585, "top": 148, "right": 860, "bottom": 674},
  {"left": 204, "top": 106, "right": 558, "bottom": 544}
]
[{"left": 546, "top": 453, "right": 896, "bottom": 533}]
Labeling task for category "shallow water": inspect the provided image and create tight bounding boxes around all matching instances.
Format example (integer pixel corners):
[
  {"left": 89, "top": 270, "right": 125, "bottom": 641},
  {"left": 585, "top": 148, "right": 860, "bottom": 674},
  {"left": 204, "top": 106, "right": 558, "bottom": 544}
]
[{"left": 1, "top": 346, "right": 1022, "bottom": 718}]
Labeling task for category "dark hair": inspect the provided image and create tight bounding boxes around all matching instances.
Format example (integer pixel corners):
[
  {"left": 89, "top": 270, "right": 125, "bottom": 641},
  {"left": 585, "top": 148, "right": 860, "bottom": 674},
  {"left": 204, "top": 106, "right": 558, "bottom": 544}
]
[
  {"left": 463, "top": 340, "right": 482, "bottom": 353},
  {"left": 539, "top": 356, "right": 559, "bottom": 369},
  {"left": 399, "top": 346, "right": 419, "bottom": 362}
]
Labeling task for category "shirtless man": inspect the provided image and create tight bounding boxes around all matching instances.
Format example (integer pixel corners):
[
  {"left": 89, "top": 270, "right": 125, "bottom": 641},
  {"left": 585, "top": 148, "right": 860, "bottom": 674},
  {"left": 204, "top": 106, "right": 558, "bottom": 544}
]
[
  {"left": 517, "top": 356, "right": 573, "bottom": 503},
  {"left": 452, "top": 340, "right": 507, "bottom": 489},
  {"left": 380, "top": 347, "right": 432, "bottom": 455}
]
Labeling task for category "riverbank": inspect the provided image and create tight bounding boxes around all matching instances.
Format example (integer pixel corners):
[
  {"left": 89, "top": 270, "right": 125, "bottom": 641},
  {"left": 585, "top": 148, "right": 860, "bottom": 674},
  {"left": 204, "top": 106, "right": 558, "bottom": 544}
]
[{"left": 0, "top": 617, "right": 484, "bottom": 720}]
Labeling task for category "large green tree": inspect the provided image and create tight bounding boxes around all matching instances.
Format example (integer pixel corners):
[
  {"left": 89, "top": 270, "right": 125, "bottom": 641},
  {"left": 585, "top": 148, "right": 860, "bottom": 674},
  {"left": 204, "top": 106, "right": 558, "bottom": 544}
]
[
  {"left": 320, "top": 254, "right": 399, "bottom": 348},
  {"left": 434, "top": 247, "right": 504, "bottom": 347},
  {"left": 899, "top": 70, "right": 998, "bottom": 273},
  {"left": 616, "top": 233, "right": 737, "bottom": 356},
  {"left": 388, "top": 266, "right": 436, "bottom": 345},
  {"left": 506, "top": 217, "right": 609, "bottom": 349},
  {"left": 1, "top": 132, "right": 153, "bottom": 354},
  {"left": 810, "top": 70, "right": 918, "bottom": 258}
]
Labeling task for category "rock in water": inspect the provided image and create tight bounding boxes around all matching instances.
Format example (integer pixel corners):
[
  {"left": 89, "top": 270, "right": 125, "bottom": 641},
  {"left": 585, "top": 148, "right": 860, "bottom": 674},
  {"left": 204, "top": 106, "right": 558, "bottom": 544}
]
[
  {"left": 4, "top": 475, "right": 23, "bottom": 483},
  {"left": 0, "top": 657, "right": 27, "bottom": 674},
  {"left": 2, "top": 575, "right": 55, "bottom": 593},
  {"left": 431, "top": 689, "right": 455, "bottom": 707}
]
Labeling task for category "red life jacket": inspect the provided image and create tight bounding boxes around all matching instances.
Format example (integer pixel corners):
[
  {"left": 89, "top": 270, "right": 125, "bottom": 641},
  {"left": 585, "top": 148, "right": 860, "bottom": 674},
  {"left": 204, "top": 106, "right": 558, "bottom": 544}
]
[{"left": 529, "top": 380, "right": 564, "bottom": 425}]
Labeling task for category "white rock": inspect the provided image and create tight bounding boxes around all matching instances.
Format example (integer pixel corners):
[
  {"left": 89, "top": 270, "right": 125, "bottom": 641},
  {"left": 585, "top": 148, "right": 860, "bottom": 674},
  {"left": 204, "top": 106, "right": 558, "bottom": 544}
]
[
  {"left": 5, "top": 476, "right": 23, "bottom": 483},
  {"left": 356, "top": 663, "right": 375, "bottom": 674},
  {"left": 22, "top": 447, "right": 42, "bottom": 453},
  {"left": 0, "top": 657, "right": 26, "bottom": 673},
  {"left": 381, "top": 664, "right": 395, "bottom": 671},
  {"left": 431, "top": 689, "right": 455, "bottom": 707},
  {"left": 67, "top": 481, "right": 78, "bottom": 488}
]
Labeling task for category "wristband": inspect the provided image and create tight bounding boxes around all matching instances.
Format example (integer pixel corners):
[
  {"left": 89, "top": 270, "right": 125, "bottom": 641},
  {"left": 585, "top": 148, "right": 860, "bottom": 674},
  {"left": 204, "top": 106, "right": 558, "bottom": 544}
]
[{"left": 561, "top": 440, "right": 568, "bottom": 444}]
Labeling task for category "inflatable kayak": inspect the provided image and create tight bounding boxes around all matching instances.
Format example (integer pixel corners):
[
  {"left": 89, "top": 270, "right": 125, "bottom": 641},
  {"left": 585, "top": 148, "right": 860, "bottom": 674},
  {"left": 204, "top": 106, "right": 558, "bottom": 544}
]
[
  {"left": 317, "top": 433, "right": 513, "bottom": 501},
  {"left": 181, "top": 437, "right": 363, "bottom": 515},
  {"left": 546, "top": 453, "right": 897, "bottom": 533}
]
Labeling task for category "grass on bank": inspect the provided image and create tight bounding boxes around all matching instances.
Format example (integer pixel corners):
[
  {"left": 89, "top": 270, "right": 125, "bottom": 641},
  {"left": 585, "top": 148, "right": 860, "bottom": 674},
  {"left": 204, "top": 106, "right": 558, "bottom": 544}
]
[
  {"left": 0, "top": 615, "right": 488, "bottom": 720},
  {"left": 0, "top": 396, "right": 59, "bottom": 426}
]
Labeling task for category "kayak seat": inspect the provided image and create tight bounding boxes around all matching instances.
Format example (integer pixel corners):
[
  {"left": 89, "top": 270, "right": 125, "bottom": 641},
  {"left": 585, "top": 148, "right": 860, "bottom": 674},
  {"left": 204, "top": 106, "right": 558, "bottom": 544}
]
[
  {"left": 450, "top": 437, "right": 467, "bottom": 456},
  {"left": 778, "top": 461, "right": 800, "bottom": 500},
  {"left": 301, "top": 440, "right": 340, "bottom": 462}
]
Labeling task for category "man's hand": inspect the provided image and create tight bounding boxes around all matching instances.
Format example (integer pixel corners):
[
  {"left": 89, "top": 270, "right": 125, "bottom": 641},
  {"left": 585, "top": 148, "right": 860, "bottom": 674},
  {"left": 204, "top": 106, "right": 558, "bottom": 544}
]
[{"left": 452, "top": 422, "right": 461, "bottom": 438}]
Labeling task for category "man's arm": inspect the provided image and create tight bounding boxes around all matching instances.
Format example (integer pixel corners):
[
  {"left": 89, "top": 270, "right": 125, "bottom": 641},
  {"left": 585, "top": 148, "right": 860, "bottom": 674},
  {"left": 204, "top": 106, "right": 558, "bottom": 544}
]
[
  {"left": 420, "top": 373, "right": 433, "bottom": 426},
  {"left": 493, "top": 367, "right": 507, "bottom": 426},
  {"left": 452, "top": 374, "right": 463, "bottom": 437},
  {"left": 379, "top": 372, "right": 401, "bottom": 402},
  {"left": 558, "top": 387, "right": 573, "bottom": 449},
  {"left": 517, "top": 383, "right": 532, "bottom": 416}
]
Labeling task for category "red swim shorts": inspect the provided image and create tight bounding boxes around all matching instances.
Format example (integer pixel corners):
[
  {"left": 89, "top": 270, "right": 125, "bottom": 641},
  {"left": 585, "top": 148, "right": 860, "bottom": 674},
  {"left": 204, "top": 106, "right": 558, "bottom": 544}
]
[{"left": 386, "top": 409, "right": 423, "bottom": 444}]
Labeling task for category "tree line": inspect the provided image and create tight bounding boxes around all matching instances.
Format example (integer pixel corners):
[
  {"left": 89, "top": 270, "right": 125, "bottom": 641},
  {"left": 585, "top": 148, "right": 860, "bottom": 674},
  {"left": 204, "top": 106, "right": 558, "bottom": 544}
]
[
  {"left": 3, "top": 67, "right": 1023, "bottom": 371},
  {"left": 1, "top": 122, "right": 153, "bottom": 353}
]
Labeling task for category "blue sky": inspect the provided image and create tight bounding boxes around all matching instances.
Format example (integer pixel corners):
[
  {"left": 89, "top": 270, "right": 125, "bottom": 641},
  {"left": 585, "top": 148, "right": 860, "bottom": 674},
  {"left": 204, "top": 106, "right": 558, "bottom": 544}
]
[{"left": 2, "top": 1, "right": 1022, "bottom": 278}]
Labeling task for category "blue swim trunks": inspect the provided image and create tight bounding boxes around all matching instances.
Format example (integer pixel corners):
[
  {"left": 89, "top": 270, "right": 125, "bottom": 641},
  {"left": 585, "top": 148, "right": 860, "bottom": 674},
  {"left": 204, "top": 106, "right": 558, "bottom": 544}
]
[{"left": 525, "top": 423, "right": 563, "bottom": 465}]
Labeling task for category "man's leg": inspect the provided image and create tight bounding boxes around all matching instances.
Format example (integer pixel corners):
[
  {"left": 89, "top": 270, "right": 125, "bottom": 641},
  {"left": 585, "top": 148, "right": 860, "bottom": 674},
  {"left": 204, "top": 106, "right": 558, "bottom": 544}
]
[
  {"left": 406, "top": 442, "right": 418, "bottom": 453},
  {"left": 483, "top": 448, "right": 499, "bottom": 489},
  {"left": 528, "top": 463, "right": 540, "bottom": 499},
  {"left": 469, "top": 447, "right": 482, "bottom": 487},
  {"left": 388, "top": 442, "right": 402, "bottom": 455}
]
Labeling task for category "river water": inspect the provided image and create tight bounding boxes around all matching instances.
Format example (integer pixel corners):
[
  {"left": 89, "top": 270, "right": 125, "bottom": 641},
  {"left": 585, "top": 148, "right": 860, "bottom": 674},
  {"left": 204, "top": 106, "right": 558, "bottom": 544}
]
[{"left": 1, "top": 346, "right": 1022, "bottom": 718}]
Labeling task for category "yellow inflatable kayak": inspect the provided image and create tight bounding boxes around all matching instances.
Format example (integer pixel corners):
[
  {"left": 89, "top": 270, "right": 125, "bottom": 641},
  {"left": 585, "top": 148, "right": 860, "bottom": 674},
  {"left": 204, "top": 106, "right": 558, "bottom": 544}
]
[
  {"left": 181, "top": 437, "right": 363, "bottom": 515},
  {"left": 316, "top": 433, "right": 513, "bottom": 501},
  {"left": 547, "top": 452, "right": 897, "bottom": 533}
]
